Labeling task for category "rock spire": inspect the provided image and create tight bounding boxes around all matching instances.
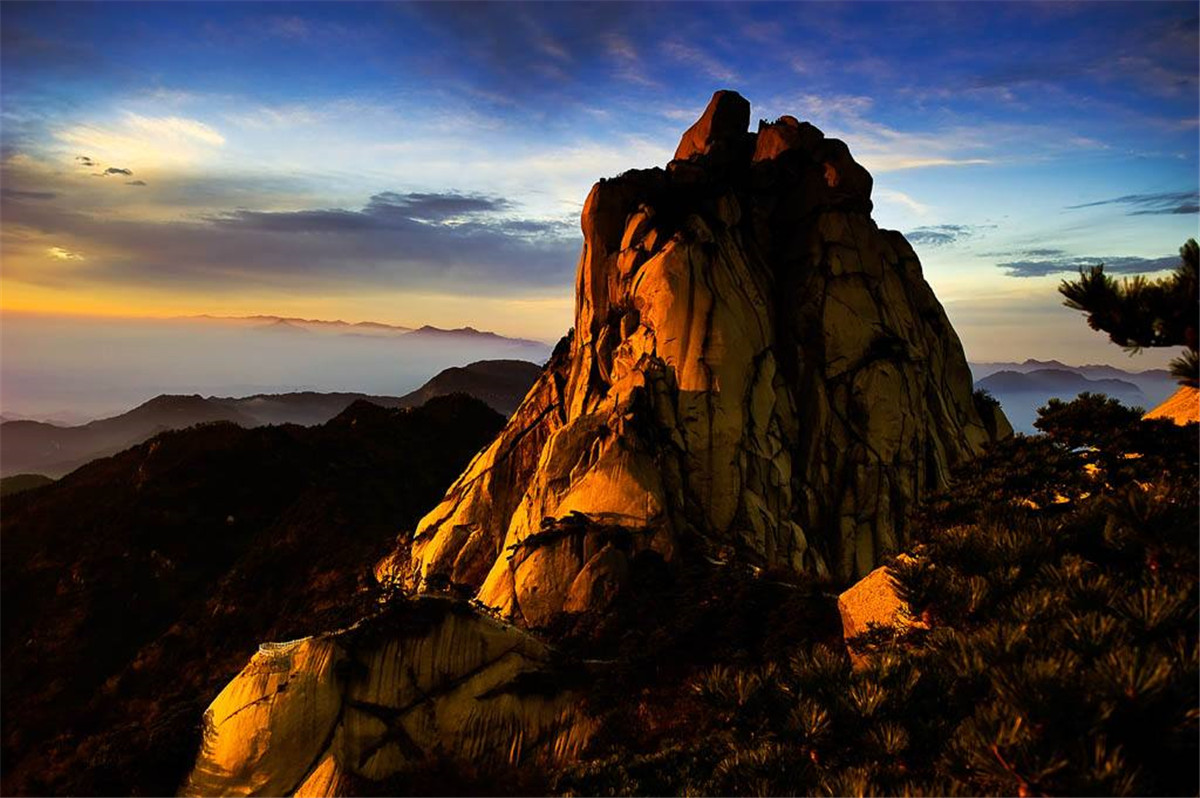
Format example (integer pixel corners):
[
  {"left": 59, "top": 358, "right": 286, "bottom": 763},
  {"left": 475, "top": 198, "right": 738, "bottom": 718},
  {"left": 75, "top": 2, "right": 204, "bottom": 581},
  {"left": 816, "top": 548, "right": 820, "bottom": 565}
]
[{"left": 377, "top": 89, "right": 1005, "bottom": 626}]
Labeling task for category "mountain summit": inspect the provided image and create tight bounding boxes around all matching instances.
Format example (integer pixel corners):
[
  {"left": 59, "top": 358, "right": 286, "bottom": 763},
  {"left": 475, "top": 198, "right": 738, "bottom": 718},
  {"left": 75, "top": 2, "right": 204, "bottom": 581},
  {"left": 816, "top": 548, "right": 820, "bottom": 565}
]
[
  {"left": 378, "top": 89, "right": 1004, "bottom": 624},
  {"left": 184, "top": 90, "right": 1009, "bottom": 794}
]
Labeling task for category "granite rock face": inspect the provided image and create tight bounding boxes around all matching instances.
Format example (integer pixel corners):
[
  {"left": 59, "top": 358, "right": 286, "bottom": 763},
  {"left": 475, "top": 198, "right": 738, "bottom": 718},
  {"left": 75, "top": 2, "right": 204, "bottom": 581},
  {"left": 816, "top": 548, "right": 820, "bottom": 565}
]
[
  {"left": 378, "top": 90, "right": 1003, "bottom": 626},
  {"left": 181, "top": 597, "right": 592, "bottom": 797}
]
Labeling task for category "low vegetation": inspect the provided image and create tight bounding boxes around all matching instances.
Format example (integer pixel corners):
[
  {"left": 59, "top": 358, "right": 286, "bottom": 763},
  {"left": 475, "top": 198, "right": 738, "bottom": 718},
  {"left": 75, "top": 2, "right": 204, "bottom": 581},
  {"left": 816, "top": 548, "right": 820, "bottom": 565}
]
[{"left": 544, "top": 398, "right": 1197, "bottom": 797}]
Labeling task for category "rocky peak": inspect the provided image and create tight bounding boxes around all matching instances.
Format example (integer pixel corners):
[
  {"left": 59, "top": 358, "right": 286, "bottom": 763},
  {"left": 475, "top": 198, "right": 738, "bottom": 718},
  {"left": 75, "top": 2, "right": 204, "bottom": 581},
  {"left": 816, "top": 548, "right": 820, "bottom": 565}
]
[
  {"left": 377, "top": 89, "right": 1006, "bottom": 626},
  {"left": 673, "top": 89, "right": 751, "bottom": 161}
]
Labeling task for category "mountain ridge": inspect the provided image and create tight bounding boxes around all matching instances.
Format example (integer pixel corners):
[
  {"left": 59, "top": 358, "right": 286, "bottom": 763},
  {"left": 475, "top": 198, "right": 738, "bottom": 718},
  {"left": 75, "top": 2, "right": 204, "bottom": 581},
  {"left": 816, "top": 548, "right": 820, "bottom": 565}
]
[{"left": 0, "top": 359, "right": 541, "bottom": 478}]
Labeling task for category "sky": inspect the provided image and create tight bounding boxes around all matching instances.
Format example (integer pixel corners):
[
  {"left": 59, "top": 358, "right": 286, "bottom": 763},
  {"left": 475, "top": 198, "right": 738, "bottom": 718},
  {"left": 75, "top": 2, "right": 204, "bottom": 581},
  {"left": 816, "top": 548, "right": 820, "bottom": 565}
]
[{"left": 1, "top": 1, "right": 1197, "bottom": 367}]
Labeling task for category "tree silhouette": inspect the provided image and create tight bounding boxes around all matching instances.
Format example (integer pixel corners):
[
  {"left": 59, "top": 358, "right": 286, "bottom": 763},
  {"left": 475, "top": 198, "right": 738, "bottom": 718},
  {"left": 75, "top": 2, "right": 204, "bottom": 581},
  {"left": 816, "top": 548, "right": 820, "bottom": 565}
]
[{"left": 1059, "top": 238, "right": 1198, "bottom": 386}]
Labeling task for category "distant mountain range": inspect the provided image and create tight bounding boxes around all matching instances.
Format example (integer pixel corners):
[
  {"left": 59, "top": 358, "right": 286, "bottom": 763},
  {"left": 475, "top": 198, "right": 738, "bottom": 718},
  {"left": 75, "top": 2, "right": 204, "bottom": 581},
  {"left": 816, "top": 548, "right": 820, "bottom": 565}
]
[
  {"left": 969, "top": 360, "right": 1178, "bottom": 434},
  {"left": 194, "top": 314, "right": 547, "bottom": 348},
  {"left": 0, "top": 359, "right": 541, "bottom": 479},
  {"left": 194, "top": 313, "right": 415, "bottom": 334}
]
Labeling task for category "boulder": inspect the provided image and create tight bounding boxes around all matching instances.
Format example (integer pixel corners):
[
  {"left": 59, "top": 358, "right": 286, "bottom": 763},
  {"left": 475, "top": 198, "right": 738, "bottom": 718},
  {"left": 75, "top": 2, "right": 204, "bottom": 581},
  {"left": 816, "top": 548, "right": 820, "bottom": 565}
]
[
  {"left": 836, "top": 559, "right": 924, "bottom": 667},
  {"left": 180, "top": 597, "right": 593, "bottom": 797},
  {"left": 837, "top": 561, "right": 915, "bottom": 642}
]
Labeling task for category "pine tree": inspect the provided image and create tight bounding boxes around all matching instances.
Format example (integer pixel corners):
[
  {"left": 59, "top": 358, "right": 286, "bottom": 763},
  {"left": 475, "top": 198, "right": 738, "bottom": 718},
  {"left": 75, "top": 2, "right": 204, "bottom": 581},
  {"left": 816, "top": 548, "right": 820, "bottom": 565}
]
[{"left": 1058, "top": 239, "right": 1199, "bottom": 387}]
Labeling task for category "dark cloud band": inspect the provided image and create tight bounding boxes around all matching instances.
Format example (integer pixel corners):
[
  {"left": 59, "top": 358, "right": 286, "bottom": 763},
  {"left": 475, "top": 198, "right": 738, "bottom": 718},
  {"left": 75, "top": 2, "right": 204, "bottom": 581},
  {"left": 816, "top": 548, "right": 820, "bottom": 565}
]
[
  {"left": 1066, "top": 190, "right": 1198, "bottom": 216},
  {"left": 2, "top": 189, "right": 581, "bottom": 295},
  {"left": 996, "top": 253, "right": 1179, "bottom": 278}
]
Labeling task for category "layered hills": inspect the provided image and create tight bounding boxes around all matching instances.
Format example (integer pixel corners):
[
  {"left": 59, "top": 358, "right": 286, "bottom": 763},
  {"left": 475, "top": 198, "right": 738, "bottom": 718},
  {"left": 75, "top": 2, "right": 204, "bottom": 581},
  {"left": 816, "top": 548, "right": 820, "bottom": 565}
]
[
  {"left": 969, "top": 359, "right": 1178, "bottom": 433},
  {"left": 2, "top": 313, "right": 551, "bottom": 426},
  {"left": 197, "top": 315, "right": 545, "bottom": 349},
  {"left": 0, "top": 359, "right": 541, "bottom": 478},
  {"left": 974, "top": 368, "right": 1146, "bottom": 433}
]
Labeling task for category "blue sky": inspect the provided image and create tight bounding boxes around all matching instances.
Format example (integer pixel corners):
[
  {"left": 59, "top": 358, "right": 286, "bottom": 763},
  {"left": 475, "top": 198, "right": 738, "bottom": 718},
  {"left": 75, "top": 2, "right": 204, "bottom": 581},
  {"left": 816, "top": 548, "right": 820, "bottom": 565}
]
[{"left": 1, "top": 1, "right": 1196, "bottom": 364}]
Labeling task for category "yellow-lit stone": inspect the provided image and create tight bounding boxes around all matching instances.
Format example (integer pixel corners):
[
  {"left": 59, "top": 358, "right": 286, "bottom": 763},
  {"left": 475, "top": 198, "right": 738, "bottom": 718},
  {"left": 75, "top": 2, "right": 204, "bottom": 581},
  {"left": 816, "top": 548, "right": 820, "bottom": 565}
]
[
  {"left": 180, "top": 598, "right": 594, "bottom": 797},
  {"left": 1145, "top": 385, "right": 1199, "bottom": 426},
  {"left": 384, "top": 88, "right": 1004, "bottom": 618}
]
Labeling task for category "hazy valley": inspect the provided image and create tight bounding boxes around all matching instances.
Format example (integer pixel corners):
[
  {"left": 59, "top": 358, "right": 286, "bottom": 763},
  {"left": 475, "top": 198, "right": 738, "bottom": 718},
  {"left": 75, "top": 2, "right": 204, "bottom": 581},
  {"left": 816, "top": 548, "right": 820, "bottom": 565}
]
[{"left": 0, "top": 312, "right": 551, "bottom": 423}]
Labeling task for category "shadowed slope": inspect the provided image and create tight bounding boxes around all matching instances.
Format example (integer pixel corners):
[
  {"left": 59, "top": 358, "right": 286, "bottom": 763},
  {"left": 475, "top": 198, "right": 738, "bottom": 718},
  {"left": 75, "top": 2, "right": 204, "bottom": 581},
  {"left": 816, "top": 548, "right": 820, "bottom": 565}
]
[{"left": 0, "top": 396, "right": 504, "bottom": 797}]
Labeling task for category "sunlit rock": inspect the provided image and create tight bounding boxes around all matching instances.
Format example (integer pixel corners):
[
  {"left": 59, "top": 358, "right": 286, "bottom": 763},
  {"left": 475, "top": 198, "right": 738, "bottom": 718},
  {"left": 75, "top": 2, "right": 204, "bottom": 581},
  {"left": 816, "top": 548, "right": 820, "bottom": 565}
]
[
  {"left": 673, "top": 88, "right": 751, "bottom": 162},
  {"left": 392, "top": 89, "right": 1004, "bottom": 626},
  {"left": 837, "top": 559, "right": 915, "bottom": 642},
  {"left": 1145, "top": 385, "right": 1199, "bottom": 426},
  {"left": 836, "top": 556, "right": 926, "bottom": 667},
  {"left": 180, "top": 597, "right": 593, "bottom": 797}
]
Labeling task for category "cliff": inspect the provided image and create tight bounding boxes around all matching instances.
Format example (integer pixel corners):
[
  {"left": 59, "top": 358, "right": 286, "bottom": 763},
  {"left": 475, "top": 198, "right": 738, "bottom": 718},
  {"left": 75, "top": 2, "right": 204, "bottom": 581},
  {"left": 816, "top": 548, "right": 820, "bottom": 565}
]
[{"left": 378, "top": 90, "right": 1001, "bottom": 626}]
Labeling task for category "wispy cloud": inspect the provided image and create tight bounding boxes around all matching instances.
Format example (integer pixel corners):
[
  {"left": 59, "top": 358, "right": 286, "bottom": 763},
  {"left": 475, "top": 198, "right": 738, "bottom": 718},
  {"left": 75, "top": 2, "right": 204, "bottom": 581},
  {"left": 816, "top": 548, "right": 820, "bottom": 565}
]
[
  {"left": 2, "top": 187, "right": 580, "bottom": 295},
  {"left": 123, "top": 114, "right": 224, "bottom": 147},
  {"left": 267, "top": 16, "right": 310, "bottom": 40},
  {"left": 875, "top": 187, "right": 929, "bottom": 216},
  {"left": 55, "top": 113, "right": 225, "bottom": 170},
  {"left": 969, "top": 14, "right": 1198, "bottom": 101},
  {"left": 873, "top": 156, "right": 992, "bottom": 171},
  {"left": 357, "top": 191, "right": 512, "bottom": 220},
  {"left": 226, "top": 103, "right": 332, "bottom": 130},
  {"left": 1, "top": 188, "right": 56, "bottom": 201},
  {"left": 775, "top": 92, "right": 875, "bottom": 119},
  {"left": 662, "top": 40, "right": 737, "bottom": 83},
  {"left": 762, "top": 92, "right": 996, "bottom": 173},
  {"left": 603, "top": 34, "right": 658, "bottom": 88},
  {"left": 47, "top": 246, "right": 83, "bottom": 261},
  {"left": 1066, "top": 190, "right": 1199, "bottom": 215}
]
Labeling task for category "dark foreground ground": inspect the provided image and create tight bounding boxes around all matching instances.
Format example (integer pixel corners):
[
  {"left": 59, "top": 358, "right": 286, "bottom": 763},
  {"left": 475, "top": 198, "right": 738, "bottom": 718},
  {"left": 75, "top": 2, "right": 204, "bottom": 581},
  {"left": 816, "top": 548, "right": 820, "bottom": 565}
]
[{"left": 2, "top": 393, "right": 1196, "bottom": 796}]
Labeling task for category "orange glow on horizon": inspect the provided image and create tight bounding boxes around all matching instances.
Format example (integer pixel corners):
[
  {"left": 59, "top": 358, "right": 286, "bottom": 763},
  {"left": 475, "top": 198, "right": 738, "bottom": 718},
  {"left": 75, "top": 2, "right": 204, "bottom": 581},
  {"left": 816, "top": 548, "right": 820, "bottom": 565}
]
[{"left": 0, "top": 279, "right": 570, "bottom": 342}]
